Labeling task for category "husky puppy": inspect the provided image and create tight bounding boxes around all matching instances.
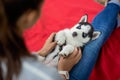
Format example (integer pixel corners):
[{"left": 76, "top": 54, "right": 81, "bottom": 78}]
[{"left": 43, "top": 15, "right": 101, "bottom": 67}]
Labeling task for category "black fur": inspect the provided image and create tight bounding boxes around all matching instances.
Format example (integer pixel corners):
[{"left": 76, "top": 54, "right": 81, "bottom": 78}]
[
  {"left": 52, "top": 21, "right": 94, "bottom": 59},
  {"left": 79, "top": 22, "right": 94, "bottom": 41},
  {"left": 53, "top": 40, "right": 66, "bottom": 59}
]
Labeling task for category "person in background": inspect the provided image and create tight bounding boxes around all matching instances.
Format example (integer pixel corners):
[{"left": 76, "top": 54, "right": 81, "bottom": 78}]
[{"left": 0, "top": 0, "right": 81, "bottom": 80}]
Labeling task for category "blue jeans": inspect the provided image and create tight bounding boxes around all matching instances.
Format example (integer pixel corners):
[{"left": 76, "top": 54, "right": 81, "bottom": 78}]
[{"left": 70, "top": 3, "right": 120, "bottom": 80}]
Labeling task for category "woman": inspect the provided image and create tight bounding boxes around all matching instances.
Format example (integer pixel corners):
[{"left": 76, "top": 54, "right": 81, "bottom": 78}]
[{"left": 0, "top": 0, "right": 81, "bottom": 80}]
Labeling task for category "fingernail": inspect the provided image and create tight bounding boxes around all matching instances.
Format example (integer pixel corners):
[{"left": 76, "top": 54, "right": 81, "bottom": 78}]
[
  {"left": 77, "top": 48, "right": 79, "bottom": 51},
  {"left": 79, "top": 50, "right": 82, "bottom": 54},
  {"left": 79, "top": 48, "right": 81, "bottom": 52},
  {"left": 53, "top": 32, "right": 56, "bottom": 34}
]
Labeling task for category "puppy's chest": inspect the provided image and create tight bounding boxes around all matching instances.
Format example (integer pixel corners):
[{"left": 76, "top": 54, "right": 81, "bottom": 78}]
[
  {"left": 64, "top": 32, "right": 83, "bottom": 47},
  {"left": 59, "top": 41, "right": 67, "bottom": 51},
  {"left": 65, "top": 37, "right": 82, "bottom": 47},
  {"left": 64, "top": 37, "right": 84, "bottom": 52}
]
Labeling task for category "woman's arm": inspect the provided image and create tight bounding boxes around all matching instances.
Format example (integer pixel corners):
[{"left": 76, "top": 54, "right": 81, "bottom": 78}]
[{"left": 20, "top": 58, "right": 63, "bottom": 80}]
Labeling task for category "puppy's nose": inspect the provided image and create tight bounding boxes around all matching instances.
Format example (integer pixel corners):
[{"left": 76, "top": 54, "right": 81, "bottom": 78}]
[{"left": 72, "top": 32, "right": 77, "bottom": 37}]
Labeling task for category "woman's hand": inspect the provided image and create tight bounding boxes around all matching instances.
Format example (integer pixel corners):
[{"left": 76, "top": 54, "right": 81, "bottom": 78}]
[
  {"left": 58, "top": 48, "right": 82, "bottom": 72},
  {"left": 37, "top": 33, "right": 57, "bottom": 57}
]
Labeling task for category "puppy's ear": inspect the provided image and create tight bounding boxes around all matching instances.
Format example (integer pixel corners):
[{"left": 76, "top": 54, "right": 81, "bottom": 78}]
[
  {"left": 79, "top": 14, "right": 88, "bottom": 23},
  {"left": 92, "top": 31, "right": 101, "bottom": 40}
]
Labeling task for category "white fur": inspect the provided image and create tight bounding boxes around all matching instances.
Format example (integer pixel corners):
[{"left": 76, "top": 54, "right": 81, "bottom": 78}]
[{"left": 43, "top": 15, "right": 101, "bottom": 67}]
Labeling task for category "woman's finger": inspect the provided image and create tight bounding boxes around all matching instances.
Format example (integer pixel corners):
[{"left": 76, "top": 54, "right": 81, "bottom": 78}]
[
  {"left": 50, "top": 42, "right": 57, "bottom": 49},
  {"left": 75, "top": 50, "right": 82, "bottom": 64},
  {"left": 47, "top": 33, "right": 56, "bottom": 42},
  {"left": 76, "top": 50, "right": 82, "bottom": 59},
  {"left": 74, "top": 48, "right": 81, "bottom": 57},
  {"left": 59, "top": 56, "right": 64, "bottom": 61},
  {"left": 68, "top": 48, "right": 78, "bottom": 58}
]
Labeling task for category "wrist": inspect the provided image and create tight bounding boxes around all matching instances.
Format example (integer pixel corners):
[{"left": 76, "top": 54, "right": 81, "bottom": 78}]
[
  {"left": 58, "top": 71, "right": 69, "bottom": 80},
  {"left": 60, "top": 74, "right": 66, "bottom": 80},
  {"left": 58, "top": 66, "right": 70, "bottom": 72}
]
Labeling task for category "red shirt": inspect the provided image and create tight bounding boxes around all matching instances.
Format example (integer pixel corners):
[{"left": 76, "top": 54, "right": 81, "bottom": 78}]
[{"left": 89, "top": 28, "right": 120, "bottom": 80}]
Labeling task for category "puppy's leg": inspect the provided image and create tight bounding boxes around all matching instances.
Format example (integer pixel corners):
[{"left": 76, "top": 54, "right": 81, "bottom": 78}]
[
  {"left": 44, "top": 45, "right": 60, "bottom": 64},
  {"left": 55, "top": 31, "right": 66, "bottom": 46},
  {"left": 46, "top": 55, "right": 59, "bottom": 67},
  {"left": 59, "top": 44, "right": 74, "bottom": 57}
]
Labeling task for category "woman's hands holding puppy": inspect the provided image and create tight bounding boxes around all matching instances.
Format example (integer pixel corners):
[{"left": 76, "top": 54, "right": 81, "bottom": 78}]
[
  {"left": 37, "top": 33, "right": 57, "bottom": 57},
  {"left": 38, "top": 33, "right": 82, "bottom": 72},
  {"left": 58, "top": 48, "right": 82, "bottom": 72}
]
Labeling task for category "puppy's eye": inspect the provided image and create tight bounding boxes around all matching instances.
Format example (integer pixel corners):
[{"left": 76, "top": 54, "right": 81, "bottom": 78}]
[
  {"left": 82, "top": 32, "right": 88, "bottom": 38},
  {"left": 76, "top": 26, "right": 81, "bottom": 29}
]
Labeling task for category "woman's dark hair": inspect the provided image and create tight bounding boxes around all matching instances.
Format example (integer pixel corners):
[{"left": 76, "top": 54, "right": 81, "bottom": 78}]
[{"left": 0, "top": 0, "right": 43, "bottom": 80}]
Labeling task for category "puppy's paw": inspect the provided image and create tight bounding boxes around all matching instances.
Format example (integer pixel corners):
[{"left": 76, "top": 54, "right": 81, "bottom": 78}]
[
  {"left": 59, "top": 45, "right": 74, "bottom": 57},
  {"left": 44, "top": 59, "right": 53, "bottom": 64},
  {"left": 55, "top": 33, "right": 65, "bottom": 45},
  {"left": 59, "top": 50, "right": 70, "bottom": 57},
  {"left": 57, "top": 39, "right": 65, "bottom": 46}
]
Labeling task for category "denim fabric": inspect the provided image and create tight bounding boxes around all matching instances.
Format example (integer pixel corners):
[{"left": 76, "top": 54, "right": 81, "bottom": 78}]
[
  {"left": 70, "top": 3, "right": 120, "bottom": 80},
  {"left": 109, "top": 0, "right": 120, "bottom": 7}
]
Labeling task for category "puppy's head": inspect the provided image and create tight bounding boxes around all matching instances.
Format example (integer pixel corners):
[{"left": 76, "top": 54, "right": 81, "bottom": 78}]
[{"left": 70, "top": 15, "right": 101, "bottom": 46}]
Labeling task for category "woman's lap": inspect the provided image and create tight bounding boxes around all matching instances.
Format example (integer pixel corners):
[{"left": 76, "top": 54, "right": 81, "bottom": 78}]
[{"left": 70, "top": 3, "right": 120, "bottom": 80}]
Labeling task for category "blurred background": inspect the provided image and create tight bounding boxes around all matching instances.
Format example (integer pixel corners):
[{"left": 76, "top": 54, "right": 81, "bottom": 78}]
[{"left": 96, "top": 0, "right": 107, "bottom": 5}]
